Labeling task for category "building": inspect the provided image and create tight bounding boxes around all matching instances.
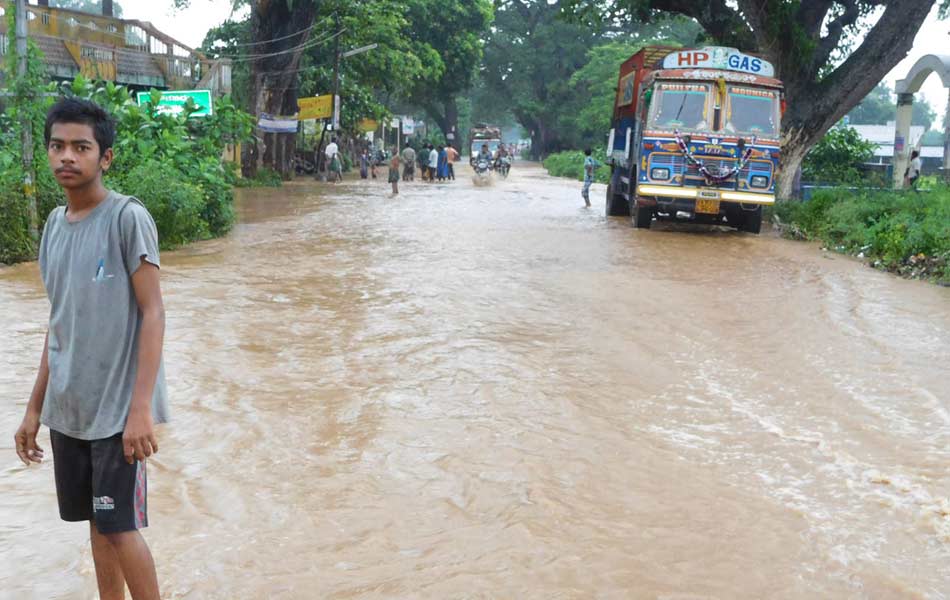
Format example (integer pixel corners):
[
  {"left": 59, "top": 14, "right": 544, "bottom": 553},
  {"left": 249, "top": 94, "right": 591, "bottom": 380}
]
[
  {"left": 851, "top": 122, "right": 946, "bottom": 173},
  {"left": 0, "top": 0, "right": 230, "bottom": 95}
]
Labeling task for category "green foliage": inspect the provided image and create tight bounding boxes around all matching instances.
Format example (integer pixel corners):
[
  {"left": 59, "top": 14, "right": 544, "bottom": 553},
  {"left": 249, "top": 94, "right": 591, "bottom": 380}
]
[
  {"left": 775, "top": 187, "right": 950, "bottom": 281},
  {"left": 1, "top": 46, "right": 254, "bottom": 263},
  {"left": 848, "top": 82, "right": 938, "bottom": 130},
  {"left": 112, "top": 162, "right": 208, "bottom": 249},
  {"left": 49, "top": 0, "right": 124, "bottom": 15},
  {"left": 802, "top": 125, "right": 878, "bottom": 185},
  {"left": 236, "top": 167, "right": 284, "bottom": 188},
  {"left": 543, "top": 148, "right": 610, "bottom": 184}
]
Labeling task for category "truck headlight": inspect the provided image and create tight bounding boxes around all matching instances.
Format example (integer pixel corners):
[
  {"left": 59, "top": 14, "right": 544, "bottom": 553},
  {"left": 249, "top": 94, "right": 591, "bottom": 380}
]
[
  {"left": 651, "top": 167, "right": 671, "bottom": 180},
  {"left": 750, "top": 175, "right": 769, "bottom": 188}
]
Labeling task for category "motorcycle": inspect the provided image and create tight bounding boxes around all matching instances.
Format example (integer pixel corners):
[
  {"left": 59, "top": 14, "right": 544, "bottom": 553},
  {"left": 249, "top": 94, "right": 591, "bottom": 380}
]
[
  {"left": 474, "top": 158, "right": 492, "bottom": 177},
  {"left": 495, "top": 155, "right": 511, "bottom": 179}
]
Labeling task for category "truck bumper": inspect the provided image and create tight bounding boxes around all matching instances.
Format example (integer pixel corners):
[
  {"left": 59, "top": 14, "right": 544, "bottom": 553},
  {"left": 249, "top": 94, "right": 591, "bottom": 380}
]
[{"left": 636, "top": 184, "right": 775, "bottom": 205}]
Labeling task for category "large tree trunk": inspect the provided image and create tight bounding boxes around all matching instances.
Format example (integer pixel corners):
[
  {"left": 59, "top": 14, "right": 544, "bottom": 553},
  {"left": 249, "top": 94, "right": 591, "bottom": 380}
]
[
  {"left": 772, "top": 1, "right": 933, "bottom": 199},
  {"left": 247, "top": 0, "right": 318, "bottom": 179},
  {"left": 443, "top": 98, "right": 460, "bottom": 150}
]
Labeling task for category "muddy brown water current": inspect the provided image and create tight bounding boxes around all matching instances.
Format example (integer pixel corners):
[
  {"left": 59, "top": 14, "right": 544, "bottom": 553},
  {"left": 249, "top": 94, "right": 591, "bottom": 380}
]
[{"left": 1, "top": 164, "right": 949, "bottom": 599}]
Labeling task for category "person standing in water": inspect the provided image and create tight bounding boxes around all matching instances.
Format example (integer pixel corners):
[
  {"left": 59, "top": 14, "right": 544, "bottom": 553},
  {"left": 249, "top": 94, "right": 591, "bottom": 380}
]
[
  {"left": 401, "top": 144, "right": 416, "bottom": 181},
  {"left": 445, "top": 145, "right": 459, "bottom": 180},
  {"left": 389, "top": 147, "right": 401, "bottom": 194},
  {"left": 14, "top": 98, "right": 168, "bottom": 600},
  {"left": 359, "top": 148, "right": 370, "bottom": 179},
  {"left": 582, "top": 148, "right": 600, "bottom": 207}
]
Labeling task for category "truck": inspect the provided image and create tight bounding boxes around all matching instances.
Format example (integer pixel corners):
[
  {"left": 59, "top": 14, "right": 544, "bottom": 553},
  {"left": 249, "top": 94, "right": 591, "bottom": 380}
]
[
  {"left": 469, "top": 123, "right": 503, "bottom": 162},
  {"left": 605, "top": 46, "right": 784, "bottom": 233}
]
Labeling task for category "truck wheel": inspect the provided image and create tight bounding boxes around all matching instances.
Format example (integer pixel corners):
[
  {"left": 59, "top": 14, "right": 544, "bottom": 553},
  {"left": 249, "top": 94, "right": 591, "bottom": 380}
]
[
  {"left": 605, "top": 184, "right": 631, "bottom": 217},
  {"left": 738, "top": 207, "right": 762, "bottom": 234},
  {"left": 632, "top": 203, "right": 653, "bottom": 229}
]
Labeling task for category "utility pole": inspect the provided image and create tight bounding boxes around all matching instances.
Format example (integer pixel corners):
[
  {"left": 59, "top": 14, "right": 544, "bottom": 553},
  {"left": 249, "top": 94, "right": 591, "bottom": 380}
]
[
  {"left": 314, "top": 15, "right": 341, "bottom": 179},
  {"left": 15, "top": 0, "right": 38, "bottom": 241}
]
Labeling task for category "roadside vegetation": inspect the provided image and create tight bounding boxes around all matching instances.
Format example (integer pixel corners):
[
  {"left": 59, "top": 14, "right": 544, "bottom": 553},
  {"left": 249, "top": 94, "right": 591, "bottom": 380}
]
[
  {"left": 775, "top": 187, "right": 950, "bottom": 282},
  {"left": 0, "top": 33, "right": 254, "bottom": 264},
  {"left": 542, "top": 149, "right": 610, "bottom": 185}
]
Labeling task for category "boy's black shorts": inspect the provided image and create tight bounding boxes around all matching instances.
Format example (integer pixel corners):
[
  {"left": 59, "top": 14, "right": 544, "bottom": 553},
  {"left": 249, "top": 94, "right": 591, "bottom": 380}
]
[{"left": 50, "top": 430, "right": 148, "bottom": 534}]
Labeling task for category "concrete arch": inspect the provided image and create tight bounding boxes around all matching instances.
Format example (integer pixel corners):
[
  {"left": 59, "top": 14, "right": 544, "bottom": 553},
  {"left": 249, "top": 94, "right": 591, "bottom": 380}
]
[{"left": 893, "top": 54, "right": 950, "bottom": 188}]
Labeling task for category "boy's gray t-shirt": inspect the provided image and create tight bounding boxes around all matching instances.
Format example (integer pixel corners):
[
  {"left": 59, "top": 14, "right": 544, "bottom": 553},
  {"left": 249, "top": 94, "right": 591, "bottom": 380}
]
[{"left": 38, "top": 191, "right": 169, "bottom": 441}]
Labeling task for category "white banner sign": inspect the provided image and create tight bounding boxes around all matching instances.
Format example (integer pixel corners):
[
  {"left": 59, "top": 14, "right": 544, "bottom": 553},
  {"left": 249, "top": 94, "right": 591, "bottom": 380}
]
[{"left": 258, "top": 113, "right": 299, "bottom": 134}]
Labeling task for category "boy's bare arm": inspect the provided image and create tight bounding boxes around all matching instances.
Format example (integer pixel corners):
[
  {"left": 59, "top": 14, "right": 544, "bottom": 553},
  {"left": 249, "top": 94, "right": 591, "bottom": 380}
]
[
  {"left": 124, "top": 262, "right": 164, "bottom": 464},
  {"left": 14, "top": 332, "right": 50, "bottom": 465}
]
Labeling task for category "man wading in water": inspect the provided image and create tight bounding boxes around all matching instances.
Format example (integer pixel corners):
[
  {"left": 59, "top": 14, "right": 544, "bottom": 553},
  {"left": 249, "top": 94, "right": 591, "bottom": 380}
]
[{"left": 13, "top": 98, "right": 169, "bottom": 600}]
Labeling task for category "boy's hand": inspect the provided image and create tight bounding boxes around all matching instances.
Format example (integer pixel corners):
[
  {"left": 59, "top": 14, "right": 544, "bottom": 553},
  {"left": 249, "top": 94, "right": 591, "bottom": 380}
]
[
  {"left": 14, "top": 413, "right": 44, "bottom": 465},
  {"left": 123, "top": 409, "right": 158, "bottom": 464}
]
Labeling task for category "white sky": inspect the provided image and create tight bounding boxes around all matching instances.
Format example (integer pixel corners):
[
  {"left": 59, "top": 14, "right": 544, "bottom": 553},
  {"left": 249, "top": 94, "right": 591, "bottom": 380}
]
[{"left": 131, "top": 0, "right": 949, "bottom": 126}]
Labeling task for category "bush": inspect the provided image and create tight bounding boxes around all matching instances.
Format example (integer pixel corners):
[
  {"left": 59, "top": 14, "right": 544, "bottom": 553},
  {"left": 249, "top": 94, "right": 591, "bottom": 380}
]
[
  {"left": 776, "top": 186, "right": 950, "bottom": 281},
  {"left": 112, "top": 162, "right": 209, "bottom": 249},
  {"left": 802, "top": 125, "right": 878, "bottom": 185},
  {"left": 0, "top": 71, "right": 254, "bottom": 263},
  {"left": 236, "top": 166, "right": 283, "bottom": 188},
  {"left": 543, "top": 147, "right": 610, "bottom": 184}
]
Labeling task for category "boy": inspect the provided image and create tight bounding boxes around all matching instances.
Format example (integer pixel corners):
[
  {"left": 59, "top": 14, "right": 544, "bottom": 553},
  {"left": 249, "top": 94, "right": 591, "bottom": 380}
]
[
  {"left": 13, "top": 98, "right": 168, "bottom": 600},
  {"left": 582, "top": 148, "right": 600, "bottom": 207},
  {"left": 909, "top": 150, "right": 922, "bottom": 191},
  {"left": 388, "top": 147, "right": 401, "bottom": 195}
]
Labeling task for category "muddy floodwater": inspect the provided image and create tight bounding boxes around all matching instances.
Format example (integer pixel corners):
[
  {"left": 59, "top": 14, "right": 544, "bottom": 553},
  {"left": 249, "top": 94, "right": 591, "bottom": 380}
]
[{"left": 2, "top": 163, "right": 949, "bottom": 599}]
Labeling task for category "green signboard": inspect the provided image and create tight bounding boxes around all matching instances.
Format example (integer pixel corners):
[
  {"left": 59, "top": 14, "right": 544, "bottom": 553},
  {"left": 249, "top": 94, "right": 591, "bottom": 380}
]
[{"left": 136, "top": 90, "right": 214, "bottom": 118}]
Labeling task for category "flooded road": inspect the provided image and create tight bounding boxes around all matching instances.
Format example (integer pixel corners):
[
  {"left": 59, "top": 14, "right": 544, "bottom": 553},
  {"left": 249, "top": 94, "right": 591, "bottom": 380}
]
[{"left": 2, "top": 163, "right": 949, "bottom": 599}]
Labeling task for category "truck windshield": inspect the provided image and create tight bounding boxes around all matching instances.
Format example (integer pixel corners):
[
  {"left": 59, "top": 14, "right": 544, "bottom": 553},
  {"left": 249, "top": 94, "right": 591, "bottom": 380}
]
[
  {"left": 472, "top": 141, "right": 501, "bottom": 155},
  {"left": 648, "top": 83, "right": 710, "bottom": 131},
  {"left": 725, "top": 87, "right": 779, "bottom": 136}
]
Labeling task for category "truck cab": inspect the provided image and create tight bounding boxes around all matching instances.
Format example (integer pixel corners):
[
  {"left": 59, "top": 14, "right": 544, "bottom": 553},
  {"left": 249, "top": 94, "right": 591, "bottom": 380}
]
[{"left": 606, "top": 46, "right": 783, "bottom": 233}]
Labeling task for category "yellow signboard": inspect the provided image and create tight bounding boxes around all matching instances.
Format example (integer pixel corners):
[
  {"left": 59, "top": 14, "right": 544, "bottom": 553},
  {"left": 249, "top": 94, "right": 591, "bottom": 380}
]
[
  {"left": 297, "top": 95, "right": 333, "bottom": 120},
  {"left": 358, "top": 119, "right": 378, "bottom": 132}
]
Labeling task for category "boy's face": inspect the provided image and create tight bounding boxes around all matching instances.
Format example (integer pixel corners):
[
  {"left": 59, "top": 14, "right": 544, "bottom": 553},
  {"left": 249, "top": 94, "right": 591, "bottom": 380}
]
[{"left": 47, "top": 122, "right": 114, "bottom": 190}]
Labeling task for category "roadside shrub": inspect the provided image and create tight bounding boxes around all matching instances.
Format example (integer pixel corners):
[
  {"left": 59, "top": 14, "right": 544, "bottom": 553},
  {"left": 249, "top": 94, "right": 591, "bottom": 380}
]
[
  {"left": 0, "top": 71, "right": 254, "bottom": 263},
  {"left": 802, "top": 125, "right": 878, "bottom": 185},
  {"left": 543, "top": 147, "right": 610, "bottom": 184},
  {"left": 236, "top": 166, "right": 283, "bottom": 188},
  {"left": 113, "top": 161, "right": 208, "bottom": 249},
  {"left": 776, "top": 186, "right": 950, "bottom": 281},
  {"left": 0, "top": 184, "right": 35, "bottom": 264}
]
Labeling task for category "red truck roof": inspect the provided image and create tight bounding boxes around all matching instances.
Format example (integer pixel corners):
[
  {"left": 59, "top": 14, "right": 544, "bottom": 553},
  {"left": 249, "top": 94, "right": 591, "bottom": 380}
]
[{"left": 613, "top": 46, "right": 679, "bottom": 122}]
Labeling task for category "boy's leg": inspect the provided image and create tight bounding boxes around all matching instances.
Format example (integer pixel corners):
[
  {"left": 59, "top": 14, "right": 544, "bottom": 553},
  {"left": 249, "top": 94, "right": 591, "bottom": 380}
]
[
  {"left": 101, "top": 529, "right": 159, "bottom": 600},
  {"left": 90, "top": 435, "right": 160, "bottom": 600},
  {"left": 90, "top": 521, "right": 127, "bottom": 600}
]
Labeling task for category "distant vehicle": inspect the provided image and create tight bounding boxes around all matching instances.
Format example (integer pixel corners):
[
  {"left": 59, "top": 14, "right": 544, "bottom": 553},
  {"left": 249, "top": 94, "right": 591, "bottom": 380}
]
[
  {"left": 469, "top": 123, "right": 502, "bottom": 164},
  {"left": 495, "top": 155, "right": 511, "bottom": 178},
  {"left": 606, "top": 46, "right": 784, "bottom": 233}
]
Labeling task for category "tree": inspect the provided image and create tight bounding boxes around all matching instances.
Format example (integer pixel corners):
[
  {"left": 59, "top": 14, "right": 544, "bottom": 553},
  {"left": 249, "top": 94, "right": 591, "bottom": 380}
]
[
  {"left": 402, "top": 0, "right": 493, "bottom": 149},
  {"left": 565, "top": 0, "right": 938, "bottom": 198},
  {"left": 481, "top": 1, "right": 699, "bottom": 159},
  {"left": 802, "top": 125, "right": 877, "bottom": 184},
  {"left": 848, "top": 82, "right": 937, "bottom": 130},
  {"left": 50, "top": 0, "right": 123, "bottom": 16},
  {"left": 482, "top": 1, "right": 605, "bottom": 158}
]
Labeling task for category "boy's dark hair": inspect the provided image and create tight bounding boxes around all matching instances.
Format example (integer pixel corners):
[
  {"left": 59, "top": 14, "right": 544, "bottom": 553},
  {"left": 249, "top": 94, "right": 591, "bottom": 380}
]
[
  {"left": 44, "top": 98, "right": 116, "bottom": 157},
  {"left": 911, "top": 150, "right": 920, "bottom": 158},
  {"left": 584, "top": 148, "right": 592, "bottom": 156}
]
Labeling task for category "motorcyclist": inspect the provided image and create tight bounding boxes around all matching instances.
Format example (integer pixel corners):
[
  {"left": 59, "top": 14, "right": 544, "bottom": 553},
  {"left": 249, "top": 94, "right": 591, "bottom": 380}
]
[{"left": 476, "top": 144, "right": 493, "bottom": 166}]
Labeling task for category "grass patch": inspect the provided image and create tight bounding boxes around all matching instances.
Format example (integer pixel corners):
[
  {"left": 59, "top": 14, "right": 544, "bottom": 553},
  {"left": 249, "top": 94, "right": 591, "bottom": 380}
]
[
  {"left": 774, "top": 186, "right": 950, "bottom": 283},
  {"left": 543, "top": 148, "right": 610, "bottom": 184}
]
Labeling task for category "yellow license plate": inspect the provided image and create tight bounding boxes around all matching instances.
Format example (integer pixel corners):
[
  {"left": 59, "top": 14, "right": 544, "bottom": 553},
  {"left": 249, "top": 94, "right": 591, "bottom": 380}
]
[{"left": 695, "top": 198, "right": 721, "bottom": 214}]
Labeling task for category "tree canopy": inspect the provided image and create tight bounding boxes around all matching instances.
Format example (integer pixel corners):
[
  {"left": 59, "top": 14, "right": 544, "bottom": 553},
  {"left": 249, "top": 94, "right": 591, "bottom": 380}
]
[
  {"left": 848, "top": 82, "right": 938, "bottom": 131},
  {"left": 563, "top": 0, "right": 940, "bottom": 197}
]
